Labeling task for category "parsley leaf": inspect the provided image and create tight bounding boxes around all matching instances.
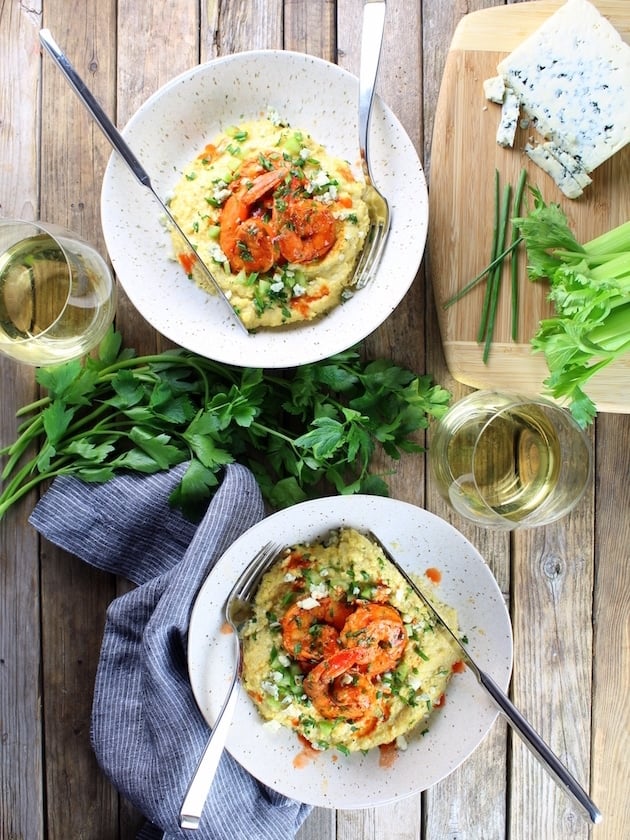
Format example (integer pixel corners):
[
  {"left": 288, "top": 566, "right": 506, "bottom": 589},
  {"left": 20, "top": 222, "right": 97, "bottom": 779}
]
[{"left": 0, "top": 329, "right": 452, "bottom": 520}]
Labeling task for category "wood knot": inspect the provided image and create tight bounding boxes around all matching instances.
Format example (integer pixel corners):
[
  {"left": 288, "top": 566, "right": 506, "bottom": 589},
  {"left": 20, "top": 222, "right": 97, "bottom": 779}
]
[{"left": 542, "top": 555, "right": 564, "bottom": 579}]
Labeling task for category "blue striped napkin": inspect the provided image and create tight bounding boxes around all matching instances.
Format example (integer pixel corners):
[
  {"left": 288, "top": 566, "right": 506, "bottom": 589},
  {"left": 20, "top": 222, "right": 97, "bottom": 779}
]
[{"left": 29, "top": 463, "right": 312, "bottom": 840}]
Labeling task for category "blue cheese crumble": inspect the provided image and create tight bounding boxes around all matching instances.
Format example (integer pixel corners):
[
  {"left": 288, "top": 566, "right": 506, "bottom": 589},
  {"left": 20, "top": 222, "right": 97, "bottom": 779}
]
[{"left": 485, "top": 0, "right": 630, "bottom": 198}]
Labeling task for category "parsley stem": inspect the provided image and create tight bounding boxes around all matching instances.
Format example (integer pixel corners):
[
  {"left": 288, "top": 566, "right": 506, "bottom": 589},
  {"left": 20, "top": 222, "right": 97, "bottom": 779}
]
[
  {"left": 0, "top": 454, "right": 71, "bottom": 511},
  {"left": 14, "top": 396, "right": 51, "bottom": 418},
  {"left": 0, "top": 332, "right": 453, "bottom": 520}
]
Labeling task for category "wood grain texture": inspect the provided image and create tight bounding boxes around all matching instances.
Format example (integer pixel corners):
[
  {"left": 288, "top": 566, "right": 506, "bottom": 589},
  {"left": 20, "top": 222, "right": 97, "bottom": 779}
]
[
  {"left": 37, "top": 3, "right": 121, "bottom": 837},
  {"left": 0, "top": 1, "right": 625, "bottom": 838},
  {"left": 0, "top": 2, "right": 46, "bottom": 838},
  {"left": 452, "top": 0, "right": 630, "bottom": 48},
  {"left": 429, "top": 0, "right": 630, "bottom": 412},
  {"left": 510, "top": 514, "right": 595, "bottom": 838},
  {"left": 423, "top": 5, "right": 512, "bottom": 840},
  {"left": 113, "top": 0, "right": 200, "bottom": 358},
  {"left": 592, "top": 412, "right": 630, "bottom": 838}
]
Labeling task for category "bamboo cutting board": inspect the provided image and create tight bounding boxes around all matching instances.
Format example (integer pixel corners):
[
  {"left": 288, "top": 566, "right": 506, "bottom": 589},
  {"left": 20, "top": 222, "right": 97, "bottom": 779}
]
[{"left": 429, "top": 1, "right": 630, "bottom": 413}]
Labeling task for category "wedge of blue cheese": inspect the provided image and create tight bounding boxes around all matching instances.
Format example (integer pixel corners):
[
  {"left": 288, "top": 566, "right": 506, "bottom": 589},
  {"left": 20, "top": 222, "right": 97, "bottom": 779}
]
[
  {"left": 524, "top": 142, "right": 593, "bottom": 200},
  {"left": 485, "top": 0, "right": 630, "bottom": 198}
]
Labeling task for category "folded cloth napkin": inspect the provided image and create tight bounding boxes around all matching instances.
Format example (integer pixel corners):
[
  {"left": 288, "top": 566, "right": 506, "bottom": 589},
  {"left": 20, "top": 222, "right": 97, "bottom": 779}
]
[{"left": 29, "top": 463, "right": 312, "bottom": 840}]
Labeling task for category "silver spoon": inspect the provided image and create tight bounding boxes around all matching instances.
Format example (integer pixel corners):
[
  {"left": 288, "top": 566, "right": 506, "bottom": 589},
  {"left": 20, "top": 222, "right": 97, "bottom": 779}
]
[{"left": 38, "top": 28, "right": 249, "bottom": 334}]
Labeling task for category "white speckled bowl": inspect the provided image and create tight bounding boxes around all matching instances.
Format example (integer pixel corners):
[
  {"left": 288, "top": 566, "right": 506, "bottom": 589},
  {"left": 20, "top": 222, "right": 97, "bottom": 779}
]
[
  {"left": 188, "top": 496, "right": 513, "bottom": 809},
  {"left": 100, "top": 50, "right": 428, "bottom": 367}
]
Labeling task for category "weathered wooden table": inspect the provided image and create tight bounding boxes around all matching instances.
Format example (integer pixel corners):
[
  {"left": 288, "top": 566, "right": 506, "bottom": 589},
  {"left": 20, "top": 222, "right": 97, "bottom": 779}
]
[{"left": 1, "top": 1, "right": 628, "bottom": 838}]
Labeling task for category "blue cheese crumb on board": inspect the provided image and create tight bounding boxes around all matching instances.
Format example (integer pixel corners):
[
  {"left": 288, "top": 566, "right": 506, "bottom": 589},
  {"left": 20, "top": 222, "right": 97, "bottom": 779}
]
[
  {"left": 486, "top": 0, "right": 630, "bottom": 198},
  {"left": 496, "top": 89, "right": 521, "bottom": 147},
  {"left": 483, "top": 75, "right": 505, "bottom": 104}
]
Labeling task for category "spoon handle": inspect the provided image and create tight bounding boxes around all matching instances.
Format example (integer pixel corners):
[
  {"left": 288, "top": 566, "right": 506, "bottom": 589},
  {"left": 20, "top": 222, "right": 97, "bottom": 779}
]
[{"left": 39, "top": 29, "right": 151, "bottom": 189}]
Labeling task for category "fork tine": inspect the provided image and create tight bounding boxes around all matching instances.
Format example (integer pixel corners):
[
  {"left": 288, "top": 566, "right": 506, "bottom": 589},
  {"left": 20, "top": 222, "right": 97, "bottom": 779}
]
[
  {"left": 354, "top": 219, "right": 389, "bottom": 289},
  {"left": 228, "top": 541, "right": 282, "bottom": 603},
  {"left": 240, "top": 542, "right": 281, "bottom": 599}
]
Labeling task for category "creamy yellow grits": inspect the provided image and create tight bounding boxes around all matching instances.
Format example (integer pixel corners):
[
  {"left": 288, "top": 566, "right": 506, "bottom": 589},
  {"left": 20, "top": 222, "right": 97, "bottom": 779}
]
[
  {"left": 241, "top": 528, "right": 461, "bottom": 754},
  {"left": 167, "top": 114, "right": 371, "bottom": 330}
]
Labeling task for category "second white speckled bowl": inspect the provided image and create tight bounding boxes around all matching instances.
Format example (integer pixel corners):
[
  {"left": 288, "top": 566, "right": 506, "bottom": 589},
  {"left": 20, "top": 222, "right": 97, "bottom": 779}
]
[{"left": 188, "top": 495, "right": 513, "bottom": 809}]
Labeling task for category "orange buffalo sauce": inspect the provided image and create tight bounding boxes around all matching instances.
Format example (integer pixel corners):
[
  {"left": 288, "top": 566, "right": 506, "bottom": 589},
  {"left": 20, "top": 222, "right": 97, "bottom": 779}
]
[
  {"left": 378, "top": 741, "right": 399, "bottom": 769},
  {"left": 177, "top": 252, "right": 196, "bottom": 275},
  {"left": 289, "top": 284, "right": 330, "bottom": 318},
  {"left": 197, "top": 142, "right": 218, "bottom": 163},
  {"left": 293, "top": 735, "right": 320, "bottom": 769},
  {"left": 425, "top": 567, "right": 442, "bottom": 584}
]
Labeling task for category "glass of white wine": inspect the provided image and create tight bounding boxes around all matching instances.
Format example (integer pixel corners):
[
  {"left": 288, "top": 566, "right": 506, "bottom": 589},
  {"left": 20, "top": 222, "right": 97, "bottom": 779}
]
[
  {"left": 0, "top": 219, "right": 116, "bottom": 365},
  {"left": 430, "top": 391, "right": 592, "bottom": 529}
]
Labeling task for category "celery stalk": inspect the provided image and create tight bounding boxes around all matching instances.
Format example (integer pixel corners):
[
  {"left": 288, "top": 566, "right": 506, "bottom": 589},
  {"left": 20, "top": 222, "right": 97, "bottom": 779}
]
[
  {"left": 517, "top": 188, "right": 630, "bottom": 427},
  {"left": 589, "top": 253, "right": 630, "bottom": 283},
  {"left": 584, "top": 220, "right": 630, "bottom": 256}
]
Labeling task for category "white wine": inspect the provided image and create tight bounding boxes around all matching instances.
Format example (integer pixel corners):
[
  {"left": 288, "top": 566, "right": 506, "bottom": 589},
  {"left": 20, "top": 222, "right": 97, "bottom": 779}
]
[
  {"left": 0, "top": 231, "right": 115, "bottom": 365},
  {"left": 433, "top": 402, "right": 562, "bottom": 525}
]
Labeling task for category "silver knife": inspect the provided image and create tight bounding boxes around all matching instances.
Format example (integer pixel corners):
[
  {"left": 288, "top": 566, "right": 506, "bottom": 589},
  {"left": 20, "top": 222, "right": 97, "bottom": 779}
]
[
  {"left": 366, "top": 529, "right": 603, "bottom": 826},
  {"left": 39, "top": 28, "right": 249, "bottom": 335}
]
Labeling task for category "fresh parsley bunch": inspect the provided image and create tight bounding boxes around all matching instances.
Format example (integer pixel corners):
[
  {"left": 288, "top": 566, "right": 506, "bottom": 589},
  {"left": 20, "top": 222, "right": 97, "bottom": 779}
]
[{"left": 0, "top": 329, "right": 451, "bottom": 520}]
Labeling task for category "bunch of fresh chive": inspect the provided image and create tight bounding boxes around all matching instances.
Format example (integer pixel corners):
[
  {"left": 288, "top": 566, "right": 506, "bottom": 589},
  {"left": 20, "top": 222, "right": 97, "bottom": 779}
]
[{"left": 443, "top": 167, "right": 527, "bottom": 362}]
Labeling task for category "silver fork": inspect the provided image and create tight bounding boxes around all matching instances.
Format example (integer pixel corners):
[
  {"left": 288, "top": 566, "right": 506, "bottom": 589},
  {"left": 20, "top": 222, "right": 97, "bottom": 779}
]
[
  {"left": 365, "top": 530, "right": 602, "bottom": 825},
  {"left": 353, "top": 0, "right": 391, "bottom": 290},
  {"left": 179, "top": 540, "right": 282, "bottom": 830}
]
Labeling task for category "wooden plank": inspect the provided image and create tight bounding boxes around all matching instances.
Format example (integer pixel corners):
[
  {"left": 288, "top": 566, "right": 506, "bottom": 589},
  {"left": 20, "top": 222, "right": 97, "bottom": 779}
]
[
  {"left": 111, "top": 1, "right": 203, "bottom": 833},
  {"left": 338, "top": 0, "right": 426, "bottom": 378},
  {"left": 287, "top": 4, "right": 335, "bottom": 836},
  {"left": 423, "top": 3, "right": 512, "bottom": 839},
  {"left": 337, "top": 801, "right": 422, "bottom": 840},
  {"left": 37, "top": 2, "right": 120, "bottom": 837},
  {"left": 297, "top": 808, "right": 336, "bottom": 840},
  {"left": 207, "top": 0, "right": 283, "bottom": 54},
  {"left": 285, "top": 0, "right": 335, "bottom": 57},
  {"left": 0, "top": 367, "right": 43, "bottom": 840},
  {"left": 591, "top": 412, "right": 630, "bottom": 839},
  {"left": 335, "top": 1, "right": 429, "bottom": 838},
  {"left": 0, "top": 2, "right": 45, "bottom": 839},
  {"left": 510, "top": 516, "right": 594, "bottom": 838},
  {"left": 114, "top": 0, "right": 202, "bottom": 357}
]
